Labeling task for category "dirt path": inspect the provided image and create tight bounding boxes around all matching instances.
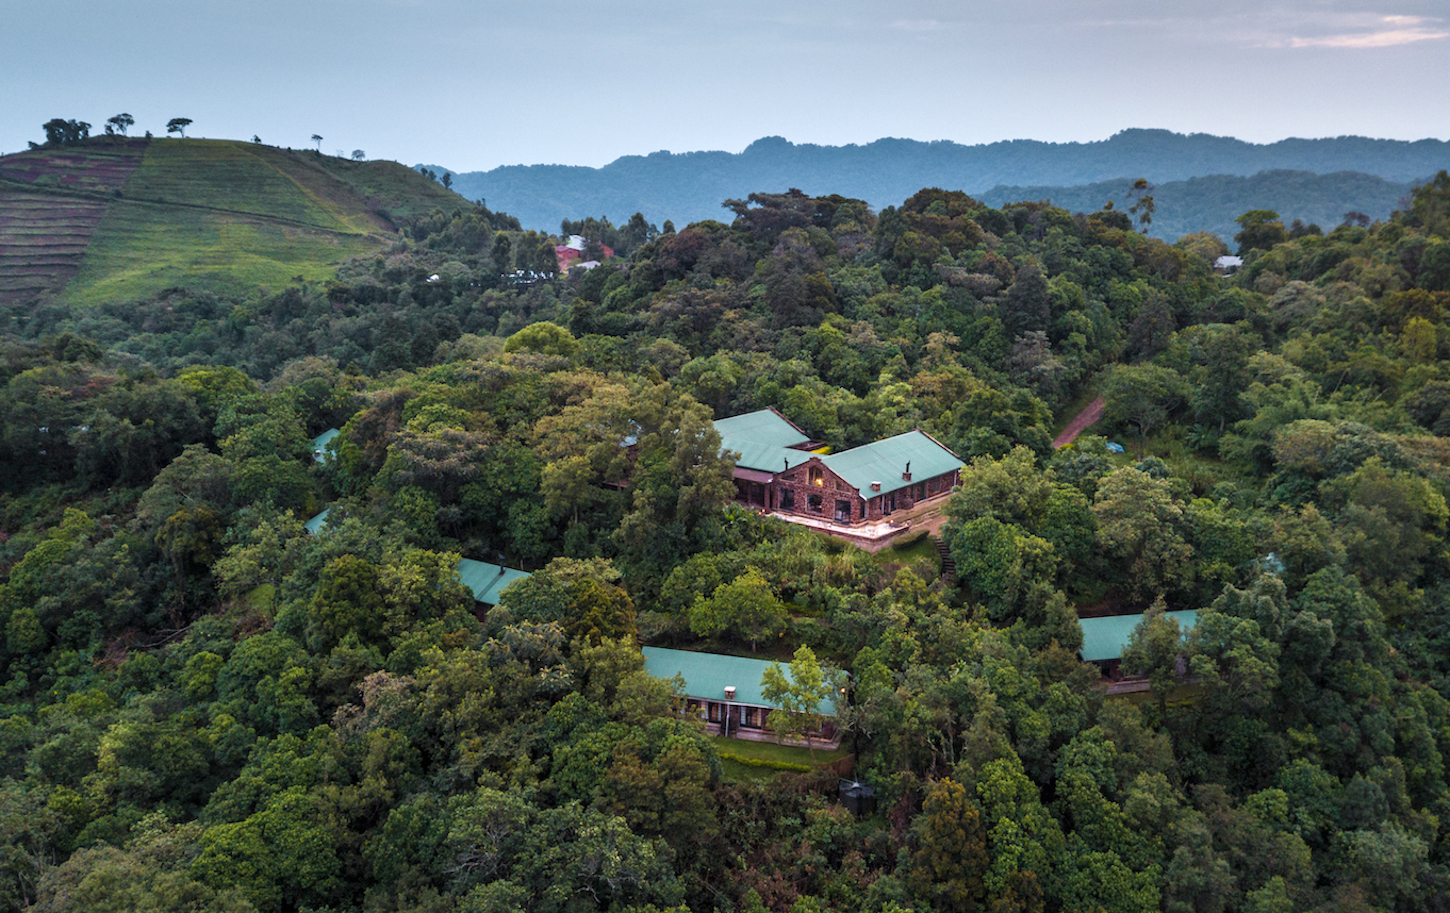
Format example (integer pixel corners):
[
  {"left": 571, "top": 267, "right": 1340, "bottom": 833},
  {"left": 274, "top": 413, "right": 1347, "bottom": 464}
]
[{"left": 1052, "top": 396, "right": 1105, "bottom": 448}]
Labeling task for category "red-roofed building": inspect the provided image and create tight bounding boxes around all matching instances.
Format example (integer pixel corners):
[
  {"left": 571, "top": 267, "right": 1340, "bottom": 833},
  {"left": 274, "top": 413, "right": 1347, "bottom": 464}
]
[{"left": 555, "top": 235, "right": 615, "bottom": 272}]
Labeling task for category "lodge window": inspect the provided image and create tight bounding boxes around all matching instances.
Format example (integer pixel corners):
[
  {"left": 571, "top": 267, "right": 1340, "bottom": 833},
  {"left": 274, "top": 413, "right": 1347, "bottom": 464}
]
[
  {"left": 780, "top": 488, "right": 795, "bottom": 511},
  {"left": 707, "top": 703, "right": 720, "bottom": 723},
  {"left": 743, "top": 707, "right": 760, "bottom": 728},
  {"left": 835, "top": 499, "right": 852, "bottom": 522},
  {"left": 807, "top": 493, "right": 823, "bottom": 513},
  {"left": 808, "top": 466, "right": 824, "bottom": 486}
]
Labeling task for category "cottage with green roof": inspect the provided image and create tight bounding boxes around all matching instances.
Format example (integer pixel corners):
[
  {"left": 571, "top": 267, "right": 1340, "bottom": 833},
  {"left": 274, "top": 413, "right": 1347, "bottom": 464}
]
[
  {"left": 642, "top": 646, "right": 841, "bottom": 745},
  {"left": 456, "top": 558, "right": 531, "bottom": 607},
  {"left": 714, "top": 408, "right": 962, "bottom": 525},
  {"left": 1078, "top": 609, "right": 1199, "bottom": 672},
  {"left": 311, "top": 428, "right": 340, "bottom": 464},
  {"left": 302, "top": 509, "right": 528, "bottom": 607}
]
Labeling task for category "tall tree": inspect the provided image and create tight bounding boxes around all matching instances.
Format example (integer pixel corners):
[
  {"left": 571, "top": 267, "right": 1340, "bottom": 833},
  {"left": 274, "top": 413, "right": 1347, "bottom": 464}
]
[
  {"left": 1127, "top": 178, "right": 1155, "bottom": 233},
  {"left": 1234, "top": 210, "right": 1287, "bottom": 255},
  {"left": 760, "top": 645, "right": 837, "bottom": 748},
  {"left": 104, "top": 113, "right": 133, "bottom": 136},
  {"left": 688, "top": 568, "right": 787, "bottom": 651},
  {"left": 40, "top": 118, "right": 90, "bottom": 145},
  {"left": 909, "top": 779, "right": 989, "bottom": 913},
  {"left": 1099, "top": 362, "right": 1186, "bottom": 453},
  {"left": 1093, "top": 468, "right": 1194, "bottom": 602}
]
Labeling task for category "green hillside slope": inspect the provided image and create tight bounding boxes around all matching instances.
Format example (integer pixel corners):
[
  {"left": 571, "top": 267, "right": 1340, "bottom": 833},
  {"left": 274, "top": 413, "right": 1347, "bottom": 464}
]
[
  {"left": 0, "top": 143, "right": 145, "bottom": 304},
  {"left": 0, "top": 137, "right": 469, "bottom": 306}
]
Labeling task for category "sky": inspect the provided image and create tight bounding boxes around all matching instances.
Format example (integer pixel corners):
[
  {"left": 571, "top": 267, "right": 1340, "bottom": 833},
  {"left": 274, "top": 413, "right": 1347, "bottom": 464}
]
[{"left": 4, "top": 0, "right": 1448, "bottom": 172}]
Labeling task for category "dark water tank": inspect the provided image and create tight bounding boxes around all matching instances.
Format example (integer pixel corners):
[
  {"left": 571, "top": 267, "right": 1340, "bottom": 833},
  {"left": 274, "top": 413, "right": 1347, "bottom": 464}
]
[{"left": 839, "top": 779, "right": 876, "bottom": 817}]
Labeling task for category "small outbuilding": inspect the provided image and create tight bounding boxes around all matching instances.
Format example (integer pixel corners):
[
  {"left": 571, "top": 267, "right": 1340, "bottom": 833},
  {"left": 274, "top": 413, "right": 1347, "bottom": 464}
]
[
  {"left": 456, "top": 558, "right": 532, "bottom": 606},
  {"left": 300, "top": 512, "right": 529, "bottom": 606},
  {"left": 311, "top": 428, "right": 340, "bottom": 464},
  {"left": 304, "top": 508, "right": 331, "bottom": 535}
]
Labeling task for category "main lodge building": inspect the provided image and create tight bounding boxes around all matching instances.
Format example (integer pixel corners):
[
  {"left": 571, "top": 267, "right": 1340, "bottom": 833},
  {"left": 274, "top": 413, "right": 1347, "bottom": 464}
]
[{"left": 714, "top": 409, "right": 963, "bottom": 527}]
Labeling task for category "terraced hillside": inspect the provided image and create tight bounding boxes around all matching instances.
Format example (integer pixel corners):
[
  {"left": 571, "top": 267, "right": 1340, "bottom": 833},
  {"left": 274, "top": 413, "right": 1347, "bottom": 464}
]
[
  {"left": 0, "top": 142, "right": 145, "bottom": 305},
  {"left": 0, "top": 138, "right": 468, "bottom": 306}
]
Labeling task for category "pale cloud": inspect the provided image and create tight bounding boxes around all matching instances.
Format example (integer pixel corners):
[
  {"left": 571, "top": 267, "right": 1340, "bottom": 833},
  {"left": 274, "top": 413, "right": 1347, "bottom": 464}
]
[
  {"left": 890, "top": 19, "right": 945, "bottom": 32},
  {"left": 1267, "top": 13, "right": 1449, "bottom": 49}
]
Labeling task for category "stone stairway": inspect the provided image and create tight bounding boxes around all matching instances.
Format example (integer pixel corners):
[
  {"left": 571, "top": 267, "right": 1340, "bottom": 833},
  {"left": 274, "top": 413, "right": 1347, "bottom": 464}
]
[{"left": 933, "top": 535, "right": 956, "bottom": 583}]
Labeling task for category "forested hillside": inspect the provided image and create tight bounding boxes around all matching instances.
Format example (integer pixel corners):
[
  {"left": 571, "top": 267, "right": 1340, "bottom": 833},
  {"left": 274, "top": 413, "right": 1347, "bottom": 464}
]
[
  {"left": 2, "top": 167, "right": 1450, "bottom": 913},
  {"left": 977, "top": 170, "right": 1417, "bottom": 243},
  {"left": 437, "top": 129, "right": 1449, "bottom": 234}
]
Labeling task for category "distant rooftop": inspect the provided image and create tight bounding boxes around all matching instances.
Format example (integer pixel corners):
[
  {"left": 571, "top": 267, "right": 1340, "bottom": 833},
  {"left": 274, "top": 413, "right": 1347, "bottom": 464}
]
[
  {"left": 457, "top": 558, "right": 531, "bottom": 606},
  {"left": 311, "top": 428, "right": 340, "bottom": 463},
  {"left": 304, "top": 508, "right": 330, "bottom": 535},
  {"left": 300, "top": 512, "right": 527, "bottom": 605}
]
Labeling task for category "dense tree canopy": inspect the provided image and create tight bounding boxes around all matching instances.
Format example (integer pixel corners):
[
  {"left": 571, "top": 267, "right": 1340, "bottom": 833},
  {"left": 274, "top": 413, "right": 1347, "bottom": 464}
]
[{"left": 3, "top": 171, "right": 1450, "bottom": 912}]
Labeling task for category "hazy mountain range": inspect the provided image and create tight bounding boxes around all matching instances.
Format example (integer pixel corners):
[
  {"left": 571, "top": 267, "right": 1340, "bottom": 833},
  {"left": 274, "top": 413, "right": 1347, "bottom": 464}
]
[{"left": 428, "top": 128, "right": 1449, "bottom": 240}]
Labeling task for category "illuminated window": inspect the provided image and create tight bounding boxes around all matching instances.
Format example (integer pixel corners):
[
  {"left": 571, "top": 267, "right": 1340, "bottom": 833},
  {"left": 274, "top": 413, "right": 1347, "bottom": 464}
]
[{"left": 809, "top": 466, "right": 824, "bottom": 486}]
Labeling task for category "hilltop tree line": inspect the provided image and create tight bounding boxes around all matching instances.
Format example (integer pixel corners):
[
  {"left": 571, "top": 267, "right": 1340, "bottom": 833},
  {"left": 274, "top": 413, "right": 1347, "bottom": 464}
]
[
  {"left": 28, "top": 116, "right": 195, "bottom": 147},
  {"left": 1, "top": 172, "right": 1450, "bottom": 911},
  {"left": 24, "top": 117, "right": 376, "bottom": 151}
]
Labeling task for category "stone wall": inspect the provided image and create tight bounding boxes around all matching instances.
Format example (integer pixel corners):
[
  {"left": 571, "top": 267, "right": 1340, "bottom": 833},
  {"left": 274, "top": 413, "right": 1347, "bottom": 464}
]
[
  {"left": 732, "top": 458, "right": 961, "bottom": 526},
  {"left": 773, "top": 458, "right": 865, "bottom": 522},
  {"left": 860, "top": 468, "right": 960, "bottom": 521}
]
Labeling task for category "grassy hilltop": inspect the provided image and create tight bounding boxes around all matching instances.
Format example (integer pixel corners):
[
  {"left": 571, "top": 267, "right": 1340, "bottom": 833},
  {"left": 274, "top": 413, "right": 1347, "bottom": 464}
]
[{"left": 0, "top": 137, "right": 467, "bottom": 306}]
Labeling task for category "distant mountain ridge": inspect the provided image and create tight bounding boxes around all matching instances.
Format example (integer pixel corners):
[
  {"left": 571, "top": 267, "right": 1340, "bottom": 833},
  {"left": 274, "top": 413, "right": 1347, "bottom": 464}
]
[
  {"left": 977, "top": 170, "right": 1418, "bottom": 242},
  {"left": 435, "top": 129, "right": 1450, "bottom": 238}
]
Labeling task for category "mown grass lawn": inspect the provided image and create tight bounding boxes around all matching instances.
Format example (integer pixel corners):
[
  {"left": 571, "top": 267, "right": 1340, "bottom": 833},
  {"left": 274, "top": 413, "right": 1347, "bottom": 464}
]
[
  {"left": 875, "top": 533, "right": 939, "bottom": 568},
  {"left": 711, "top": 735, "right": 852, "bottom": 783}
]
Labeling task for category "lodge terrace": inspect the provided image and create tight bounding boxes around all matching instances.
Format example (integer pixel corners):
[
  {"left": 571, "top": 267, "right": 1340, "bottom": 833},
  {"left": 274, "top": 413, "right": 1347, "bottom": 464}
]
[{"left": 714, "top": 409, "right": 963, "bottom": 541}]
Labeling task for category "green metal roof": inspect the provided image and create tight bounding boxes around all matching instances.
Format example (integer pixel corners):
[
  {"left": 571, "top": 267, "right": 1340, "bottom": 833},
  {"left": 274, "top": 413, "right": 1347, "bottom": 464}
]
[
  {"left": 311, "top": 428, "right": 340, "bottom": 463},
  {"left": 820, "top": 430, "right": 962, "bottom": 499},
  {"left": 714, "top": 410, "right": 962, "bottom": 498},
  {"left": 726, "top": 440, "right": 817, "bottom": 474},
  {"left": 714, "top": 409, "right": 810, "bottom": 449},
  {"left": 642, "top": 646, "right": 836, "bottom": 713},
  {"left": 457, "top": 558, "right": 531, "bottom": 606},
  {"left": 304, "top": 508, "right": 330, "bottom": 535},
  {"left": 1079, "top": 610, "right": 1199, "bottom": 662}
]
